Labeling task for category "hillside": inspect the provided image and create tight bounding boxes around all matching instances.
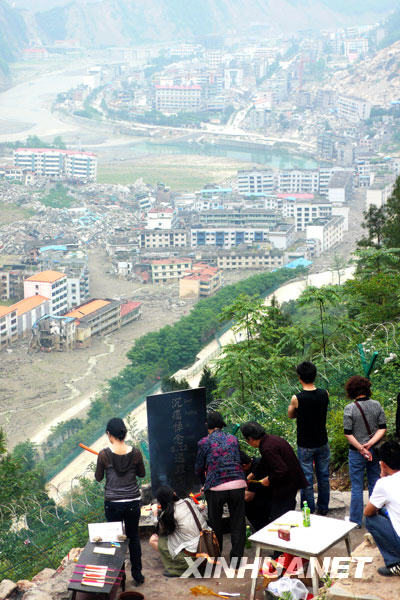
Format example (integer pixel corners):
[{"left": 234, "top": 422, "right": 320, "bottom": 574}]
[
  {"left": 325, "top": 40, "right": 400, "bottom": 106},
  {"left": 0, "top": 2, "right": 27, "bottom": 88},
  {"left": 33, "top": 0, "right": 397, "bottom": 46}
]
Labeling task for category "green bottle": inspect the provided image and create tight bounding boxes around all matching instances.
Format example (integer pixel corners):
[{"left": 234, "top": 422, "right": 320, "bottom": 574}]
[
  {"left": 245, "top": 525, "right": 252, "bottom": 548},
  {"left": 302, "top": 501, "right": 311, "bottom": 527}
]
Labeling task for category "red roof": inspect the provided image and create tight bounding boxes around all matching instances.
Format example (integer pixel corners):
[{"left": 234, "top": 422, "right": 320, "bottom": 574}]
[
  {"left": 15, "top": 148, "right": 97, "bottom": 158},
  {"left": 121, "top": 301, "right": 141, "bottom": 317}
]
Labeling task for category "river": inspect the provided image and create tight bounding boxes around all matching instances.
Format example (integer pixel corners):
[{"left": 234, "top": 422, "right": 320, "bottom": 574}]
[{"left": 0, "top": 59, "right": 316, "bottom": 169}]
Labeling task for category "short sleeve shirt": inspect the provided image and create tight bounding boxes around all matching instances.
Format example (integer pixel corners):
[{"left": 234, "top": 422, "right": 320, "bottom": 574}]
[
  {"left": 343, "top": 399, "right": 386, "bottom": 445},
  {"left": 370, "top": 472, "right": 400, "bottom": 536}
]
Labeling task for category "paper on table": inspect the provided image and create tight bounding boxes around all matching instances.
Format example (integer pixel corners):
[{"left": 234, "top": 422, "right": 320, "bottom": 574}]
[
  {"left": 88, "top": 521, "right": 124, "bottom": 542},
  {"left": 93, "top": 546, "right": 116, "bottom": 555}
]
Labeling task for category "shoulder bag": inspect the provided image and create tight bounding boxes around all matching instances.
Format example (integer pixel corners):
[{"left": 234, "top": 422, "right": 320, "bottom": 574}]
[
  {"left": 354, "top": 400, "right": 373, "bottom": 440},
  {"left": 184, "top": 500, "right": 220, "bottom": 563}
]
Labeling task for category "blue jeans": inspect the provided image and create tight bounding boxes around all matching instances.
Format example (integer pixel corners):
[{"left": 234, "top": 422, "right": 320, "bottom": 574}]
[
  {"left": 348, "top": 447, "right": 380, "bottom": 527},
  {"left": 366, "top": 512, "right": 400, "bottom": 566},
  {"left": 298, "top": 443, "right": 330, "bottom": 513}
]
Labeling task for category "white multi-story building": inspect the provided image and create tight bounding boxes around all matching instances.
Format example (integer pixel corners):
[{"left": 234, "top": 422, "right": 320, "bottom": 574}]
[
  {"left": 24, "top": 270, "right": 68, "bottom": 316},
  {"left": 13, "top": 295, "right": 50, "bottom": 337},
  {"left": 155, "top": 85, "right": 202, "bottom": 112},
  {"left": 140, "top": 229, "right": 187, "bottom": 249},
  {"left": 145, "top": 207, "right": 174, "bottom": 230},
  {"left": 366, "top": 175, "right": 396, "bottom": 209},
  {"left": 0, "top": 305, "right": 18, "bottom": 348},
  {"left": 336, "top": 95, "right": 371, "bottom": 122},
  {"left": 306, "top": 216, "right": 345, "bottom": 254},
  {"left": 216, "top": 250, "right": 284, "bottom": 270},
  {"left": 237, "top": 168, "right": 342, "bottom": 197},
  {"left": 14, "top": 148, "right": 97, "bottom": 180},
  {"left": 191, "top": 227, "right": 269, "bottom": 249},
  {"left": 328, "top": 171, "right": 353, "bottom": 204},
  {"left": 344, "top": 38, "right": 368, "bottom": 58},
  {"left": 150, "top": 258, "right": 192, "bottom": 283}
]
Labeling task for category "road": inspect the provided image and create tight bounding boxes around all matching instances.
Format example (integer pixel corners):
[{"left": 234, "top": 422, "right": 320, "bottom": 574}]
[
  {"left": 0, "top": 59, "right": 315, "bottom": 154},
  {"left": 47, "top": 266, "right": 354, "bottom": 501}
]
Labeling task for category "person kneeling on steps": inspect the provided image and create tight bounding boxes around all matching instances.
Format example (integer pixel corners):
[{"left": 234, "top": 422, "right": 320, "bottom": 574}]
[{"left": 149, "top": 485, "right": 207, "bottom": 577}]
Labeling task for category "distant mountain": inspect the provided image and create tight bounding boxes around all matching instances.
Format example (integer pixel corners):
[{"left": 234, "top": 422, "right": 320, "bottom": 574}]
[
  {"left": 0, "top": 2, "right": 27, "bottom": 88},
  {"left": 33, "top": 0, "right": 398, "bottom": 47}
]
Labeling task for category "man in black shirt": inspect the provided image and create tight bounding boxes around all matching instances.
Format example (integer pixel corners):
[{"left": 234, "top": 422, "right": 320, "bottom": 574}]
[{"left": 288, "top": 361, "right": 330, "bottom": 515}]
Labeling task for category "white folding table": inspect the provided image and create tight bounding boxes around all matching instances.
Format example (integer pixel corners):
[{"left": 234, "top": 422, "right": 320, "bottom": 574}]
[{"left": 248, "top": 510, "right": 357, "bottom": 599}]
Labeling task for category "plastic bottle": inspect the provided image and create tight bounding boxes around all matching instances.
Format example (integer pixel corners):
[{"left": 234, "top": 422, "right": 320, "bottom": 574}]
[
  {"left": 245, "top": 525, "right": 252, "bottom": 548},
  {"left": 302, "top": 501, "right": 311, "bottom": 527}
]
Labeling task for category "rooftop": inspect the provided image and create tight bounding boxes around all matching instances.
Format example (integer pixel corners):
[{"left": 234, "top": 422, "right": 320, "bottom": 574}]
[
  {"left": 121, "top": 301, "right": 141, "bottom": 317},
  {"left": 0, "top": 305, "right": 16, "bottom": 318},
  {"left": 151, "top": 258, "right": 191, "bottom": 265},
  {"left": 15, "top": 148, "right": 97, "bottom": 158},
  {"left": 25, "top": 270, "right": 66, "bottom": 283},
  {"left": 12, "top": 295, "right": 49, "bottom": 316},
  {"left": 65, "top": 299, "right": 110, "bottom": 319}
]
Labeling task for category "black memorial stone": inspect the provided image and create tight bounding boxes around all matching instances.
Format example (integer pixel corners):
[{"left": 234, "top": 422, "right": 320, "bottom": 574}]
[{"left": 146, "top": 387, "right": 207, "bottom": 498}]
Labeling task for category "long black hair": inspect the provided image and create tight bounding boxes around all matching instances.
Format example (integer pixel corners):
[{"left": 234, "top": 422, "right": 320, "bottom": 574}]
[{"left": 156, "top": 485, "right": 179, "bottom": 535}]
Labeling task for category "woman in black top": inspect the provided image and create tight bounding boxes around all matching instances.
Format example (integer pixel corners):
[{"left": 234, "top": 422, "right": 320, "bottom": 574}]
[{"left": 95, "top": 418, "right": 146, "bottom": 586}]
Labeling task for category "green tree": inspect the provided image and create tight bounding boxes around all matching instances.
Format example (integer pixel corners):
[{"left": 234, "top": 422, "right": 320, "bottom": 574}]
[
  {"left": 383, "top": 177, "right": 400, "bottom": 248},
  {"left": 161, "top": 375, "right": 190, "bottom": 392},
  {"left": 199, "top": 366, "right": 218, "bottom": 405},
  {"left": 297, "top": 286, "right": 339, "bottom": 357},
  {"left": 357, "top": 205, "right": 386, "bottom": 250}
]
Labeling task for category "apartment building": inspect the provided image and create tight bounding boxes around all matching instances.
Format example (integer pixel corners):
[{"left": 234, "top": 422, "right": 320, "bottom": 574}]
[
  {"left": 179, "top": 264, "right": 223, "bottom": 299},
  {"left": 216, "top": 249, "right": 284, "bottom": 270},
  {"left": 336, "top": 95, "right": 371, "bottom": 122},
  {"left": 146, "top": 207, "right": 174, "bottom": 230},
  {"left": 37, "top": 251, "right": 90, "bottom": 309},
  {"left": 12, "top": 295, "right": 50, "bottom": 337},
  {"left": 190, "top": 227, "right": 268, "bottom": 249},
  {"left": 238, "top": 167, "right": 350, "bottom": 198},
  {"left": 14, "top": 148, "right": 97, "bottom": 180},
  {"left": 150, "top": 258, "right": 192, "bottom": 283},
  {"left": 24, "top": 270, "right": 68, "bottom": 316},
  {"left": 267, "top": 223, "right": 296, "bottom": 249},
  {"left": 155, "top": 85, "right": 202, "bottom": 112},
  {"left": 366, "top": 175, "right": 396, "bottom": 209},
  {"left": 343, "top": 38, "right": 369, "bottom": 58},
  {"left": 120, "top": 301, "right": 142, "bottom": 326},
  {"left": 65, "top": 299, "right": 121, "bottom": 347},
  {"left": 306, "top": 216, "right": 345, "bottom": 254},
  {"left": 278, "top": 196, "right": 332, "bottom": 232},
  {"left": 328, "top": 171, "right": 353, "bottom": 203},
  {"left": 0, "top": 264, "right": 33, "bottom": 301},
  {"left": 198, "top": 208, "right": 278, "bottom": 229},
  {"left": 140, "top": 229, "right": 188, "bottom": 249},
  {"left": 0, "top": 305, "right": 18, "bottom": 348}
]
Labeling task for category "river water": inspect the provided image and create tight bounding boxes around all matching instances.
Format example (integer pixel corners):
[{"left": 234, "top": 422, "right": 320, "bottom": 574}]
[
  {"left": 0, "top": 61, "right": 316, "bottom": 168},
  {"left": 107, "top": 139, "right": 317, "bottom": 168}
]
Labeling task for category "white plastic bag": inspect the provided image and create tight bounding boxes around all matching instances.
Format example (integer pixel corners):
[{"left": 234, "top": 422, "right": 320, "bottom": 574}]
[{"left": 267, "top": 576, "right": 308, "bottom": 600}]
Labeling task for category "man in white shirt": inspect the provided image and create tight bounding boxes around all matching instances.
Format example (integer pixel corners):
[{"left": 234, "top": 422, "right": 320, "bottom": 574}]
[{"left": 364, "top": 441, "right": 400, "bottom": 576}]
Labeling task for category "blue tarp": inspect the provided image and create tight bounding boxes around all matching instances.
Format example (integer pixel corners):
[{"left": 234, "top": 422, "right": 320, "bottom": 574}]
[
  {"left": 38, "top": 245, "right": 67, "bottom": 253},
  {"left": 285, "top": 257, "right": 313, "bottom": 269}
]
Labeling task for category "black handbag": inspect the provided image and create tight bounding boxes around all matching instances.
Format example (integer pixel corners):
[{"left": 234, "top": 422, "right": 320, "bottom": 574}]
[{"left": 184, "top": 500, "right": 220, "bottom": 563}]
